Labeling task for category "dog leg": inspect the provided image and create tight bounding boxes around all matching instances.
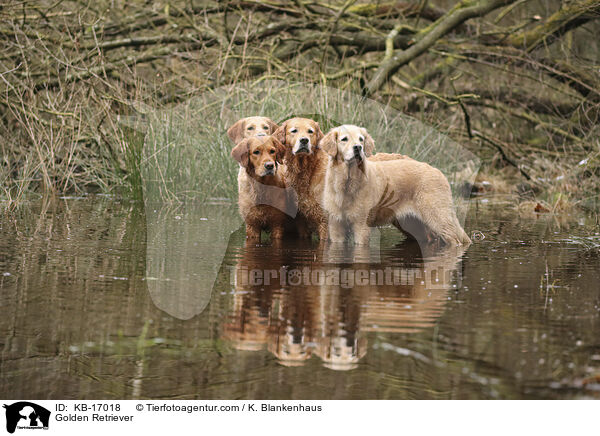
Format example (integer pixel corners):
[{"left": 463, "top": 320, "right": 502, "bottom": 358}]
[
  {"left": 246, "top": 224, "right": 262, "bottom": 242},
  {"left": 352, "top": 222, "right": 371, "bottom": 245},
  {"left": 328, "top": 218, "right": 346, "bottom": 243},
  {"left": 271, "top": 225, "right": 285, "bottom": 240},
  {"left": 295, "top": 216, "right": 312, "bottom": 239},
  {"left": 317, "top": 220, "right": 329, "bottom": 242}
]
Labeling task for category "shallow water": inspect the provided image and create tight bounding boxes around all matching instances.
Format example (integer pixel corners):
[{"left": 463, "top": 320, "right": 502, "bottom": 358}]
[{"left": 1, "top": 196, "right": 599, "bottom": 399}]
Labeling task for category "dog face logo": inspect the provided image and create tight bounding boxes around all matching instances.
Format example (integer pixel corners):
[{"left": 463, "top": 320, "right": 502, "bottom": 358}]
[{"left": 3, "top": 402, "right": 50, "bottom": 434}]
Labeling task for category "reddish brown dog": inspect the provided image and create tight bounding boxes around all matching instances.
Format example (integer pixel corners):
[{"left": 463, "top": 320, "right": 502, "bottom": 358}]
[
  {"left": 273, "top": 117, "right": 328, "bottom": 241},
  {"left": 231, "top": 135, "right": 292, "bottom": 241}
]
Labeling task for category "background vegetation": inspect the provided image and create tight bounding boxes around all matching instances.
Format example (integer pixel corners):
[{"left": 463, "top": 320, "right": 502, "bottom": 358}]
[{"left": 1, "top": 0, "right": 599, "bottom": 210}]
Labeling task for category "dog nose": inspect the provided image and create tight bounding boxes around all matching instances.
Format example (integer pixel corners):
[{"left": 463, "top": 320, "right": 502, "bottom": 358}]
[
  {"left": 256, "top": 132, "right": 267, "bottom": 137},
  {"left": 353, "top": 144, "right": 363, "bottom": 153},
  {"left": 264, "top": 162, "right": 274, "bottom": 170},
  {"left": 299, "top": 137, "right": 309, "bottom": 145}
]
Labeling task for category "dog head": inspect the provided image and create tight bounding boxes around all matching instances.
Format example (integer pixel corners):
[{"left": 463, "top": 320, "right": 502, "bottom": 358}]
[
  {"left": 273, "top": 117, "right": 323, "bottom": 156},
  {"left": 231, "top": 136, "right": 286, "bottom": 177},
  {"left": 268, "top": 327, "right": 312, "bottom": 367},
  {"left": 227, "top": 116, "right": 279, "bottom": 144},
  {"left": 320, "top": 125, "right": 375, "bottom": 164},
  {"left": 315, "top": 335, "right": 367, "bottom": 371}
]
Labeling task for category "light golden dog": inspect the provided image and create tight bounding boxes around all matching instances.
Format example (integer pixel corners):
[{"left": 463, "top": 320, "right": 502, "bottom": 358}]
[
  {"left": 227, "top": 116, "right": 279, "bottom": 143},
  {"left": 321, "top": 125, "right": 471, "bottom": 246},
  {"left": 231, "top": 136, "right": 291, "bottom": 241}
]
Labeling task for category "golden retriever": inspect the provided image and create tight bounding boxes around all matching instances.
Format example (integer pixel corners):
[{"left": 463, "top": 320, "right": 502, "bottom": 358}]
[
  {"left": 231, "top": 135, "right": 292, "bottom": 241},
  {"left": 227, "top": 116, "right": 279, "bottom": 144},
  {"left": 273, "top": 117, "right": 329, "bottom": 241},
  {"left": 321, "top": 125, "right": 471, "bottom": 246}
]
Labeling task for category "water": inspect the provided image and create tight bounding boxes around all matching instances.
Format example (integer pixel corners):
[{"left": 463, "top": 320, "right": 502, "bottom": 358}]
[{"left": 1, "top": 196, "right": 599, "bottom": 399}]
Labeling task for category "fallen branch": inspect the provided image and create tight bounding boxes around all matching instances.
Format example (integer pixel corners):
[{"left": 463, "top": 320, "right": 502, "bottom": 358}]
[
  {"left": 472, "top": 130, "right": 532, "bottom": 180},
  {"left": 470, "top": 99, "right": 586, "bottom": 145},
  {"left": 365, "top": 0, "right": 514, "bottom": 96},
  {"left": 506, "top": 0, "right": 600, "bottom": 51}
]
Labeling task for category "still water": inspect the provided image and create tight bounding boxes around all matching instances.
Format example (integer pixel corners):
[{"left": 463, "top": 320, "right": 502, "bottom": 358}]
[{"left": 1, "top": 196, "right": 599, "bottom": 399}]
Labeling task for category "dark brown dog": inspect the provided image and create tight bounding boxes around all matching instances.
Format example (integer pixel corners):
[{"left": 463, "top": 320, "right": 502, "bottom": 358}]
[{"left": 273, "top": 117, "right": 328, "bottom": 241}]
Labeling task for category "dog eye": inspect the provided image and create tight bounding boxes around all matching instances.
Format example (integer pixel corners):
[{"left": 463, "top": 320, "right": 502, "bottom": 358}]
[
  {"left": 263, "top": 125, "right": 269, "bottom": 130},
  {"left": 290, "top": 128, "right": 297, "bottom": 133},
  {"left": 269, "top": 149, "right": 275, "bottom": 154},
  {"left": 253, "top": 150, "right": 260, "bottom": 155},
  {"left": 341, "top": 137, "right": 348, "bottom": 142},
  {"left": 308, "top": 129, "right": 314, "bottom": 134},
  {"left": 359, "top": 136, "right": 364, "bottom": 142},
  {"left": 247, "top": 126, "right": 254, "bottom": 130}
]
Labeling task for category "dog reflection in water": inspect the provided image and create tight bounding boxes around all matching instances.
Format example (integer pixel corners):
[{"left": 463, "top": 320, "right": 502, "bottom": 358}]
[{"left": 222, "top": 241, "right": 466, "bottom": 370}]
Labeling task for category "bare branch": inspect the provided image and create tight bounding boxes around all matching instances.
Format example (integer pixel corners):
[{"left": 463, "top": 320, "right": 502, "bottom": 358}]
[{"left": 365, "top": 0, "right": 515, "bottom": 96}]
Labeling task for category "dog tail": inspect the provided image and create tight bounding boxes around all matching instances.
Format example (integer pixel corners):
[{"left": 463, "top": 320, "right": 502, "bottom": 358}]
[
  {"left": 457, "top": 226, "right": 471, "bottom": 245},
  {"left": 450, "top": 215, "right": 471, "bottom": 245},
  {"left": 436, "top": 214, "right": 471, "bottom": 246}
]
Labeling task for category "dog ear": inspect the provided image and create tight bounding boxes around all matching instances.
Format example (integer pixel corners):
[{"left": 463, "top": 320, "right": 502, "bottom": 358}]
[
  {"left": 273, "top": 120, "right": 287, "bottom": 145},
  {"left": 271, "top": 137, "right": 286, "bottom": 164},
  {"left": 227, "top": 119, "right": 246, "bottom": 144},
  {"left": 231, "top": 138, "right": 250, "bottom": 166},
  {"left": 360, "top": 128, "right": 375, "bottom": 157},
  {"left": 314, "top": 122, "right": 324, "bottom": 145},
  {"left": 266, "top": 118, "right": 279, "bottom": 135},
  {"left": 320, "top": 129, "right": 338, "bottom": 157}
]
